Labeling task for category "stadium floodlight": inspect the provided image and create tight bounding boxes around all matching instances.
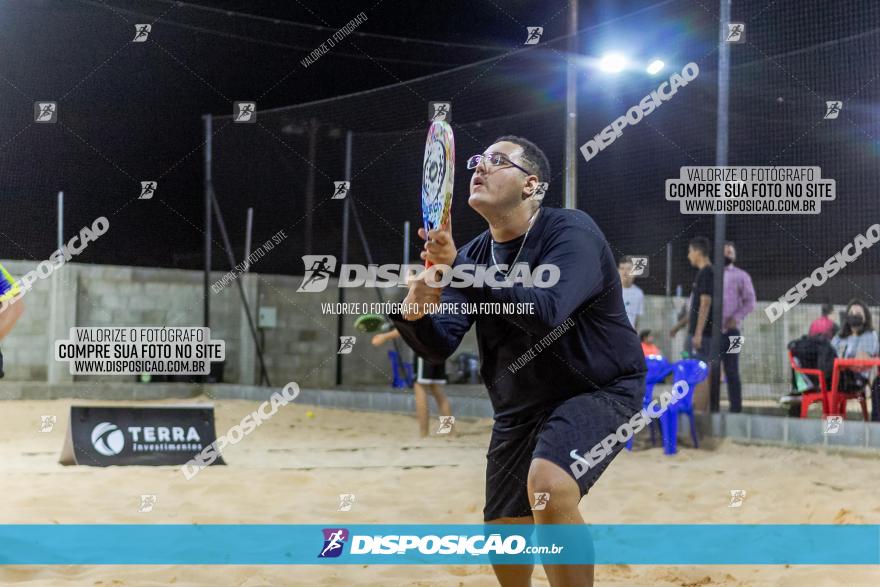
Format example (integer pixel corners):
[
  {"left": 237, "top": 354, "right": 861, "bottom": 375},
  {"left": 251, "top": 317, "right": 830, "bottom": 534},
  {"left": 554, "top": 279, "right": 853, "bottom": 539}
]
[
  {"left": 646, "top": 59, "right": 665, "bottom": 75},
  {"left": 599, "top": 52, "right": 628, "bottom": 73}
]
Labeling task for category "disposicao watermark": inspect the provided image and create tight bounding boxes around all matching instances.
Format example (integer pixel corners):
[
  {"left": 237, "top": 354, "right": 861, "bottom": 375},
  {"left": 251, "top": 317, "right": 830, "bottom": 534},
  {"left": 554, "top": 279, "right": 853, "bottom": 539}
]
[
  {"left": 666, "top": 166, "right": 835, "bottom": 214},
  {"left": 212, "top": 230, "right": 287, "bottom": 294},
  {"left": 508, "top": 317, "right": 575, "bottom": 374},
  {"left": 569, "top": 380, "right": 690, "bottom": 478},
  {"left": 301, "top": 12, "right": 367, "bottom": 68},
  {"left": 580, "top": 62, "right": 699, "bottom": 163},
  {"left": 296, "top": 256, "right": 560, "bottom": 292},
  {"left": 765, "top": 223, "right": 880, "bottom": 323},
  {"left": 0, "top": 216, "right": 109, "bottom": 314},
  {"left": 181, "top": 382, "right": 301, "bottom": 480}
]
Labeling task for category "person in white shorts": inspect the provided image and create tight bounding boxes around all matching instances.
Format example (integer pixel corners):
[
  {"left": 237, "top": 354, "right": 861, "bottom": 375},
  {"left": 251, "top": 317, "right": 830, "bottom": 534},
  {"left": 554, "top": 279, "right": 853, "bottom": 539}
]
[{"left": 372, "top": 328, "right": 453, "bottom": 437}]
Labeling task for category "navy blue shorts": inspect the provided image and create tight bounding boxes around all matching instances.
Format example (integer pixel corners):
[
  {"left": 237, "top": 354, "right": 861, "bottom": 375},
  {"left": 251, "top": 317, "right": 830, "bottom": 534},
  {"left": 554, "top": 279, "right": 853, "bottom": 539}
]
[{"left": 483, "top": 376, "right": 644, "bottom": 521}]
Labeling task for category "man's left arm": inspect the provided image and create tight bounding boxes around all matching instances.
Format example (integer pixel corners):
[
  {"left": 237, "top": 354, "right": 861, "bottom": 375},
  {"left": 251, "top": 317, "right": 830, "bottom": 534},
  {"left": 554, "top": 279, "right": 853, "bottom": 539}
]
[
  {"left": 455, "top": 225, "right": 602, "bottom": 334},
  {"left": 734, "top": 271, "right": 757, "bottom": 324},
  {"left": 693, "top": 294, "right": 712, "bottom": 348}
]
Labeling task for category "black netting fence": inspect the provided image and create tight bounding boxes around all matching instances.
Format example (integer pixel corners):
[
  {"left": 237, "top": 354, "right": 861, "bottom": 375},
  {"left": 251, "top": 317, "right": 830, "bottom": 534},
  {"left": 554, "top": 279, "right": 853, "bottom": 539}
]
[
  {"left": 206, "top": 0, "right": 880, "bottom": 404},
  {"left": 3, "top": 0, "right": 878, "bottom": 404}
]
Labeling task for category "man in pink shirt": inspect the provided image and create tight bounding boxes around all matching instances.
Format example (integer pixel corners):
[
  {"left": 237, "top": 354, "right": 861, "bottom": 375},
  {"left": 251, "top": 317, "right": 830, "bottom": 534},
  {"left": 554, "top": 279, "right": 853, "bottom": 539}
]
[{"left": 722, "top": 242, "right": 756, "bottom": 413}]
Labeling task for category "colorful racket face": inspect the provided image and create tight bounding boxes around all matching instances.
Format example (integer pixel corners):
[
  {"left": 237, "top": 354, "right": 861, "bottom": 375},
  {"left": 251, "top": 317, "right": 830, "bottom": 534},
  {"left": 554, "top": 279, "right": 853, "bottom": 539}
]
[
  {"left": 421, "top": 120, "right": 455, "bottom": 267},
  {"left": 0, "top": 263, "right": 20, "bottom": 302}
]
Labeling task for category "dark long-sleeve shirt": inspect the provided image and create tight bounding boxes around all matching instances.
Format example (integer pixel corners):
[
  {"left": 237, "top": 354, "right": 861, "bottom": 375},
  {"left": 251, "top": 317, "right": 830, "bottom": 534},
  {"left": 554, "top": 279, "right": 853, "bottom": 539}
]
[{"left": 389, "top": 207, "right": 645, "bottom": 430}]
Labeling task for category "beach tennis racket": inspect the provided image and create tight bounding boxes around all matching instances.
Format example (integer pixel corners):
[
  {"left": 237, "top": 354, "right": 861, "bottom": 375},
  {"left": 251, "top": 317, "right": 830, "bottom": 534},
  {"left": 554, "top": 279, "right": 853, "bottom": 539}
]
[
  {"left": 0, "top": 263, "right": 21, "bottom": 303},
  {"left": 421, "top": 120, "right": 455, "bottom": 268},
  {"left": 353, "top": 313, "right": 389, "bottom": 333}
]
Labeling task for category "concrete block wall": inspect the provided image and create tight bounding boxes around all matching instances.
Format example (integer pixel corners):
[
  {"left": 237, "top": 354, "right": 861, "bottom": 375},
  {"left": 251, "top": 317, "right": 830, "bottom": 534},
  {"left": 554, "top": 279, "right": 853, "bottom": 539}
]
[
  {"left": 1, "top": 258, "right": 864, "bottom": 389},
  {"left": 0, "top": 260, "right": 477, "bottom": 388}
]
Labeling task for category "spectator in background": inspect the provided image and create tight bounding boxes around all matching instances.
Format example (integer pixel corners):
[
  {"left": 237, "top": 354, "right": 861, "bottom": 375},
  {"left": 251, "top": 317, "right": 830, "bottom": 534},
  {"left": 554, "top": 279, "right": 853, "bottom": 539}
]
[
  {"left": 670, "top": 236, "right": 713, "bottom": 412},
  {"left": 831, "top": 300, "right": 877, "bottom": 360},
  {"left": 372, "top": 328, "right": 453, "bottom": 437},
  {"left": 722, "top": 241, "right": 756, "bottom": 413},
  {"left": 618, "top": 256, "right": 644, "bottom": 330},
  {"left": 831, "top": 300, "right": 879, "bottom": 415},
  {"left": 809, "top": 302, "right": 838, "bottom": 340},
  {"left": 640, "top": 329, "right": 661, "bottom": 357}
]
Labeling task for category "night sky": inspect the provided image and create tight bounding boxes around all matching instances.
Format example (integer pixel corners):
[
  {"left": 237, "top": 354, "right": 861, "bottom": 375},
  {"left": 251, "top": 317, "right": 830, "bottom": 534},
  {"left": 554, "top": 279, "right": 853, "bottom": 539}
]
[{"left": 2, "top": 0, "right": 877, "bottom": 303}]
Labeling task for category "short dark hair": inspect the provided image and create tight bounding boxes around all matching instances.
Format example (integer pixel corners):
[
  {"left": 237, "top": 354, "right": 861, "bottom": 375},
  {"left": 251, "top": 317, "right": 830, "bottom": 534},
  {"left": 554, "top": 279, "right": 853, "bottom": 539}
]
[
  {"left": 618, "top": 256, "right": 633, "bottom": 267},
  {"left": 639, "top": 329, "right": 652, "bottom": 342},
  {"left": 689, "top": 236, "right": 711, "bottom": 258},
  {"left": 821, "top": 302, "right": 834, "bottom": 316},
  {"left": 494, "top": 135, "right": 550, "bottom": 183}
]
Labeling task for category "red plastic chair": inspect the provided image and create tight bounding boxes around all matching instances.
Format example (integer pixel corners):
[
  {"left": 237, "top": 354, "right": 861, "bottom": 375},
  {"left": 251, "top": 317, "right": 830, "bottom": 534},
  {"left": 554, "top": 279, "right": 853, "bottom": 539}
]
[
  {"left": 828, "top": 358, "right": 872, "bottom": 420},
  {"left": 788, "top": 351, "right": 830, "bottom": 418}
]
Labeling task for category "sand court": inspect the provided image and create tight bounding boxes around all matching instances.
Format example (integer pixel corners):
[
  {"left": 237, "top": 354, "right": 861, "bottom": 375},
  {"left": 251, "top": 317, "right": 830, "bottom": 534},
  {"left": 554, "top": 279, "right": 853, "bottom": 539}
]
[{"left": 0, "top": 397, "right": 877, "bottom": 586}]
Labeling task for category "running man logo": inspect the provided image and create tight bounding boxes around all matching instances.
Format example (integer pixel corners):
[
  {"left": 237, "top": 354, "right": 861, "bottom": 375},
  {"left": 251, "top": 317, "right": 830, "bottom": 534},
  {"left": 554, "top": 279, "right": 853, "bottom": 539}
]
[
  {"left": 824, "top": 101, "right": 842, "bottom": 119},
  {"left": 524, "top": 26, "right": 543, "bottom": 44},
  {"left": 436, "top": 416, "right": 455, "bottom": 435},
  {"left": 726, "top": 23, "right": 745, "bottom": 43},
  {"left": 319, "top": 528, "right": 349, "bottom": 558},
  {"left": 297, "top": 255, "right": 337, "bottom": 292},
  {"left": 34, "top": 102, "right": 57, "bottom": 123},
  {"left": 337, "top": 493, "right": 356, "bottom": 512},
  {"left": 138, "top": 494, "right": 157, "bottom": 512},
  {"left": 429, "top": 101, "right": 451, "bottom": 122},
  {"left": 234, "top": 101, "right": 257, "bottom": 123},
  {"left": 337, "top": 336, "right": 356, "bottom": 354},
  {"left": 531, "top": 492, "right": 550, "bottom": 511},
  {"left": 91, "top": 422, "right": 125, "bottom": 456},
  {"left": 629, "top": 257, "right": 648, "bottom": 277},
  {"left": 823, "top": 415, "right": 843, "bottom": 435},
  {"left": 132, "top": 24, "right": 151, "bottom": 42},
  {"left": 139, "top": 181, "right": 157, "bottom": 200},
  {"left": 534, "top": 182, "right": 548, "bottom": 202},
  {"left": 728, "top": 489, "right": 746, "bottom": 508},
  {"left": 727, "top": 335, "right": 744, "bottom": 354},
  {"left": 40, "top": 415, "right": 57, "bottom": 432},
  {"left": 331, "top": 181, "right": 350, "bottom": 200}
]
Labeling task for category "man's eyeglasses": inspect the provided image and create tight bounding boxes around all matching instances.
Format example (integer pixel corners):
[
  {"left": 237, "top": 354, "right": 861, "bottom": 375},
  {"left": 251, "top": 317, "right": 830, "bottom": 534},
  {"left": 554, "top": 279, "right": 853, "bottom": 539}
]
[{"left": 466, "top": 152, "right": 532, "bottom": 175}]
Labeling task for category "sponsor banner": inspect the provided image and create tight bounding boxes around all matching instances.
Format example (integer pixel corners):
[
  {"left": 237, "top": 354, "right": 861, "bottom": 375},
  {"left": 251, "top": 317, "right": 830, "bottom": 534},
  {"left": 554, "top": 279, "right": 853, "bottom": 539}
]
[
  {"left": 0, "top": 524, "right": 876, "bottom": 564},
  {"left": 59, "top": 405, "right": 226, "bottom": 466}
]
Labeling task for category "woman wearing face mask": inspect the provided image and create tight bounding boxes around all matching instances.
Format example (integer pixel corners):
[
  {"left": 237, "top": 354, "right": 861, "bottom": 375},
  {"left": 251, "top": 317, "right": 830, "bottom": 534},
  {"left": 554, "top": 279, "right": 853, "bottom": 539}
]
[{"left": 830, "top": 300, "right": 879, "bottom": 410}]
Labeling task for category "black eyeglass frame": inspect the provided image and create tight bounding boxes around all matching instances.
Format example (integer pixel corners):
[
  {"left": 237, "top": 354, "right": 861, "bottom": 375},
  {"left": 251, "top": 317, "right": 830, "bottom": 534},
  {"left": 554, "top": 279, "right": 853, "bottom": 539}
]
[{"left": 466, "top": 152, "right": 533, "bottom": 176}]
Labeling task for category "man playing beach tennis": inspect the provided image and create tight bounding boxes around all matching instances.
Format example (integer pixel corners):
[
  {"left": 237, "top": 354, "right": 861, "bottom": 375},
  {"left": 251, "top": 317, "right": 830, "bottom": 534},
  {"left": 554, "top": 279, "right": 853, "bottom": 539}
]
[{"left": 390, "top": 136, "right": 646, "bottom": 586}]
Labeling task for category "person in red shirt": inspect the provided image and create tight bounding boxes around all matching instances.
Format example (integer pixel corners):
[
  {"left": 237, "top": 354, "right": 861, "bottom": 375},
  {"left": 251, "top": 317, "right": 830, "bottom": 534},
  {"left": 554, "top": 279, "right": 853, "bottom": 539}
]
[
  {"left": 640, "top": 329, "right": 661, "bottom": 356},
  {"left": 809, "top": 302, "right": 838, "bottom": 340}
]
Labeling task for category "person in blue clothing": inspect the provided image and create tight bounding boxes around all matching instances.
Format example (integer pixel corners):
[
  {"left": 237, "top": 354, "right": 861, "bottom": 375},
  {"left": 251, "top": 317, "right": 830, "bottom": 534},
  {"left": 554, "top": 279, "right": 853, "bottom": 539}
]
[{"left": 390, "top": 136, "right": 646, "bottom": 587}]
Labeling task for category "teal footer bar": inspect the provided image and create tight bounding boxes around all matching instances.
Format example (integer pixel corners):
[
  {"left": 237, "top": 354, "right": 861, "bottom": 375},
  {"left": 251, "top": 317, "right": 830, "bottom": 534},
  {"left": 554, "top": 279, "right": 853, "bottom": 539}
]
[{"left": 0, "top": 524, "right": 876, "bottom": 565}]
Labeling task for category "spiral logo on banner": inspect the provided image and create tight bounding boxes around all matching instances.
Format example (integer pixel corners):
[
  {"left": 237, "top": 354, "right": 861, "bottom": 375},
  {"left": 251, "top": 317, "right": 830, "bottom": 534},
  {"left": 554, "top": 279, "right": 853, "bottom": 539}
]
[
  {"left": 421, "top": 120, "right": 455, "bottom": 233},
  {"left": 91, "top": 422, "right": 125, "bottom": 456}
]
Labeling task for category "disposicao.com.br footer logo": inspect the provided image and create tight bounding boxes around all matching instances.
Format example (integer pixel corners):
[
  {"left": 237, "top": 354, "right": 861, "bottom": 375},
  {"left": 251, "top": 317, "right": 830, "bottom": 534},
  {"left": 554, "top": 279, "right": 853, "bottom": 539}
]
[
  {"left": 318, "top": 528, "right": 349, "bottom": 558},
  {"left": 316, "top": 528, "right": 553, "bottom": 559}
]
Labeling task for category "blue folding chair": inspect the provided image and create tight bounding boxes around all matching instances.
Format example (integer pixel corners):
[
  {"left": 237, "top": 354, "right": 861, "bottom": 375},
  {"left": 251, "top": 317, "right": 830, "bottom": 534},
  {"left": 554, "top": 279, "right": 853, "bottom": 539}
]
[
  {"left": 626, "top": 355, "right": 674, "bottom": 451},
  {"left": 388, "top": 350, "right": 414, "bottom": 388},
  {"left": 660, "top": 359, "right": 709, "bottom": 455}
]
